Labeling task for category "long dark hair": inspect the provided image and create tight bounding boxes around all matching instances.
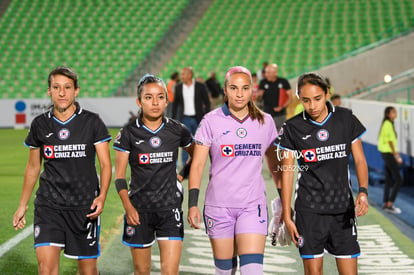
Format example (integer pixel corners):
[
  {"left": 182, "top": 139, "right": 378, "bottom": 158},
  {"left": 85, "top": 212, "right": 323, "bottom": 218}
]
[{"left": 381, "top": 106, "right": 397, "bottom": 137}]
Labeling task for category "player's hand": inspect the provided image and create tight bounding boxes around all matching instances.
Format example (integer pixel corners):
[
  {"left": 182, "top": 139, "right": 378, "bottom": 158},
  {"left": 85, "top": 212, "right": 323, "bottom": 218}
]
[
  {"left": 355, "top": 194, "right": 369, "bottom": 217},
  {"left": 125, "top": 205, "right": 140, "bottom": 226},
  {"left": 86, "top": 195, "right": 105, "bottom": 219},
  {"left": 273, "top": 106, "right": 283, "bottom": 112},
  {"left": 13, "top": 205, "right": 28, "bottom": 230},
  {"left": 177, "top": 174, "right": 184, "bottom": 183},
  {"left": 284, "top": 219, "right": 300, "bottom": 247},
  {"left": 187, "top": 206, "right": 201, "bottom": 229}
]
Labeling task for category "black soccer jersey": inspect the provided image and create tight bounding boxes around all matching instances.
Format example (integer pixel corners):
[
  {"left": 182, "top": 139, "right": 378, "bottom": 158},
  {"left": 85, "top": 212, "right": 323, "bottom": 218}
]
[
  {"left": 113, "top": 116, "right": 193, "bottom": 212},
  {"left": 24, "top": 103, "right": 111, "bottom": 210},
  {"left": 276, "top": 103, "right": 366, "bottom": 214}
]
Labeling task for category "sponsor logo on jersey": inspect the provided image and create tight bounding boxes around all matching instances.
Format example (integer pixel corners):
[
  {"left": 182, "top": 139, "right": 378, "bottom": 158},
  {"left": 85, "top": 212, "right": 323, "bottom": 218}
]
[
  {"left": 45, "top": 132, "right": 53, "bottom": 138},
  {"left": 221, "top": 144, "right": 262, "bottom": 157},
  {"left": 44, "top": 145, "right": 54, "bottom": 158},
  {"left": 302, "top": 134, "right": 311, "bottom": 140},
  {"left": 139, "top": 152, "right": 174, "bottom": 164},
  {"left": 222, "top": 130, "right": 231, "bottom": 135},
  {"left": 221, "top": 145, "right": 235, "bottom": 157},
  {"left": 139, "top": 153, "right": 150, "bottom": 164},
  {"left": 302, "top": 144, "right": 347, "bottom": 162},
  {"left": 236, "top": 128, "right": 247, "bottom": 138},
  {"left": 317, "top": 129, "right": 329, "bottom": 141},
  {"left": 302, "top": 149, "right": 317, "bottom": 162},
  {"left": 58, "top": 128, "right": 70, "bottom": 140},
  {"left": 43, "top": 144, "right": 87, "bottom": 159},
  {"left": 149, "top": 136, "right": 161, "bottom": 148}
]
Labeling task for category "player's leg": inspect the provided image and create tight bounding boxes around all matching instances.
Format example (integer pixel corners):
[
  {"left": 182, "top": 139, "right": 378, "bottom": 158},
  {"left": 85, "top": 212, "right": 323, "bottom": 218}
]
[
  {"left": 36, "top": 246, "right": 61, "bottom": 275},
  {"left": 122, "top": 212, "right": 156, "bottom": 275},
  {"left": 234, "top": 201, "right": 267, "bottom": 275},
  {"left": 302, "top": 258, "right": 323, "bottom": 275},
  {"left": 77, "top": 258, "right": 98, "bottom": 275},
  {"left": 33, "top": 206, "right": 66, "bottom": 275},
  {"left": 210, "top": 238, "right": 237, "bottom": 275},
  {"left": 130, "top": 247, "right": 152, "bottom": 275},
  {"left": 336, "top": 258, "right": 357, "bottom": 275},
  {"left": 295, "top": 211, "right": 327, "bottom": 275},
  {"left": 158, "top": 240, "right": 183, "bottom": 275},
  {"left": 204, "top": 206, "right": 237, "bottom": 274},
  {"left": 328, "top": 210, "right": 360, "bottom": 275}
]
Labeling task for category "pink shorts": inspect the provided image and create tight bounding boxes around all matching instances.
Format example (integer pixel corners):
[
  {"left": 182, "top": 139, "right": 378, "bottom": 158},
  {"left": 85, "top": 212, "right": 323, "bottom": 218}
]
[{"left": 203, "top": 200, "right": 268, "bottom": 239}]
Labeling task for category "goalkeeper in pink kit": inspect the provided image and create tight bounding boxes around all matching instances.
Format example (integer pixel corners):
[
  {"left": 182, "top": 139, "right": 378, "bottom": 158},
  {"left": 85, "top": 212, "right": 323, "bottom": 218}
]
[{"left": 187, "top": 66, "right": 281, "bottom": 274}]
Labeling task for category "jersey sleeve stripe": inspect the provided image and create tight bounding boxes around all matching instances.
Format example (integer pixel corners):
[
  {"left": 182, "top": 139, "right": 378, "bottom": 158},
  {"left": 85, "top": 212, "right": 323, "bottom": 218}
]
[
  {"left": 112, "top": 146, "right": 130, "bottom": 154},
  {"left": 94, "top": 137, "right": 112, "bottom": 145},
  {"left": 23, "top": 142, "right": 39, "bottom": 149},
  {"left": 352, "top": 130, "right": 367, "bottom": 143}
]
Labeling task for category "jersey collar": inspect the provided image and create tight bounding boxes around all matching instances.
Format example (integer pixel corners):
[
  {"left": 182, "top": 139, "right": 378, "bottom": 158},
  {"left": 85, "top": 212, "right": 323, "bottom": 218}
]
[
  {"left": 302, "top": 101, "right": 335, "bottom": 125},
  {"left": 47, "top": 102, "right": 82, "bottom": 125},
  {"left": 221, "top": 103, "right": 250, "bottom": 123},
  {"left": 136, "top": 115, "right": 168, "bottom": 134}
]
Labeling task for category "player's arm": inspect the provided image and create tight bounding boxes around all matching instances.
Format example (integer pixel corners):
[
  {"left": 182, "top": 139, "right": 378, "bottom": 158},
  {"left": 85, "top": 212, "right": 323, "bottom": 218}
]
[
  {"left": 87, "top": 141, "right": 112, "bottom": 219},
  {"left": 187, "top": 143, "right": 209, "bottom": 229},
  {"left": 281, "top": 149, "right": 300, "bottom": 246},
  {"left": 351, "top": 139, "right": 369, "bottom": 217},
  {"left": 265, "top": 144, "right": 282, "bottom": 197},
  {"left": 115, "top": 150, "right": 140, "bottom": 225},
  {"left": 178, "top": 142, "right": 195, "bottom": 181},
  {"left": 13, "top": 148, "right": 41, "bottom": 230}
]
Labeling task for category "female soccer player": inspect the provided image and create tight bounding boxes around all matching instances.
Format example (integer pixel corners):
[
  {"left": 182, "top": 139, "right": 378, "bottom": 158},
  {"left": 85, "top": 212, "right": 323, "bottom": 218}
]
[
  {"left": 187, "top": 66, "right": 280, "bottom": 274},
  {"left": 378, "top": 106, "right": 403, "bottom": 214},
  {"left": 13, "top": 66, "right": 112, "bottom": 275},
  {"left": 113, "top": 74, "right": 194, "bottom": 275},
  {"left": 277, "top": 72, "right": 369, "bottom": 275}
]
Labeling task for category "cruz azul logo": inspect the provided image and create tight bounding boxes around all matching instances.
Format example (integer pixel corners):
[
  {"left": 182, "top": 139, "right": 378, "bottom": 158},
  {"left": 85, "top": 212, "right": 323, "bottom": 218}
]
[{"left": 221, "top": 144, "right": 262, "bottom": 157}]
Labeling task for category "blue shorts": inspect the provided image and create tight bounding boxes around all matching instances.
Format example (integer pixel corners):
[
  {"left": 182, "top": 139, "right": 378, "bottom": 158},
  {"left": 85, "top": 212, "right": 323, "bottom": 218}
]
[
  {"left": 33, "top": 205, "right": 100, "bottom": 259},
  {"left": 203, "top": 200, "right": 268, "bottom": 239}
]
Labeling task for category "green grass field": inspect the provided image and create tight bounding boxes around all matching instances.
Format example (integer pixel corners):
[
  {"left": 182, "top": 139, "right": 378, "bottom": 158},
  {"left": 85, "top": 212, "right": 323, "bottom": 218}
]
[{"left": 1, "top": 128, "right": 413, "bottom": 274}]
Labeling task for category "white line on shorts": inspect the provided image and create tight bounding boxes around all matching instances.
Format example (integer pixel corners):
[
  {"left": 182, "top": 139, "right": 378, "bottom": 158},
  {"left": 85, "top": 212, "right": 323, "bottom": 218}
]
[{"left": 0, "top": 225, "right": 33, "bottom": 258}]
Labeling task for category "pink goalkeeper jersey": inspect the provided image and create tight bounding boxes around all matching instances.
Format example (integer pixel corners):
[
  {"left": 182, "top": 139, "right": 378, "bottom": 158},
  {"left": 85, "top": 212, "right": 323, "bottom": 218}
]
[{"left": 194, "top": 104, "right": 278, "bottom": 208}]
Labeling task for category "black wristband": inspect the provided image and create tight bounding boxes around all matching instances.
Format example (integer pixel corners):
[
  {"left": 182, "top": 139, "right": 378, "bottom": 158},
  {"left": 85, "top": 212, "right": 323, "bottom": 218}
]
[
  {"left": 115, "top": 178, "right": 128, "bottom": 193},
  {"left": 359, "top": 187, "right": 368, "bottom": 197},
  {"left": 188, "top": 188, "right": 199, "bottom": 208}
]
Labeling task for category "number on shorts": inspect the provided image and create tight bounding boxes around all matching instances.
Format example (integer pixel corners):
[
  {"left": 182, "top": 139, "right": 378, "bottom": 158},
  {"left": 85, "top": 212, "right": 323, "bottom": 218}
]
[
  {"left": 86, "top": 222, "right": 96, "bottom": 239},
  {"left": 172, "top": 208, "right": 181, "bottom": 222}
]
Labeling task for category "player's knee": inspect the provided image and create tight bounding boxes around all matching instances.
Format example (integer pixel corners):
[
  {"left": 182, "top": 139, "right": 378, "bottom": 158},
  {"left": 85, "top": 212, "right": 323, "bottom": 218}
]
[
  {"left": 37, "top": 262, "right": 58, "bottom": 275},
  {"left": 133, "top": 263, "right": 151, "bottom": 275}
]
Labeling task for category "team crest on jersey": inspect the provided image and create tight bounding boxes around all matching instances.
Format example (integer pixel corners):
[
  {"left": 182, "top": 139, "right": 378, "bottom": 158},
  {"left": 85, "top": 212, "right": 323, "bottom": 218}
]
[
  {"left": 317, "top": 129, "right": 329, "bottom": 141},
  {"left": 58, "top": 128, "right": 70, "bottom": 140},
  {"left": 297, "top": 235, "right": 304, "bottom": 248},
  {"left": 236, "top": 128, "right": 247, "bottom": 138},
  {"left": 34, "top": 225, "right": 40, "bottom": 238},
  {"left": 126, "top": 226, "right": 135, "bottom": 236},
  {"left": 139, "top": 153, "right": 150, "bottom": 164},
  {"left": 221, "top": 145, "right": 234, "bottom": 157},
  {"left": 149, "top": 136, "right": 161, "bottom": 148},
  {"left": 44, "top": 145, "right": 54, "bottom": 158},
  {"left": 302, "top": 148, "right": 317, "bottom": 162}
]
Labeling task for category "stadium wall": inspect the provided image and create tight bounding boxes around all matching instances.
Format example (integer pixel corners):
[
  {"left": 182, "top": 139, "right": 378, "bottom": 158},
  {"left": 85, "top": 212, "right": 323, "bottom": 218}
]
[
  {"left": 289, "top": 32, "right": 414, "bottom": 95},
  {"left": 343, "top": 98, "right": 414, "bottom": 185},
  {"left": 1, "top": 98, "right": 138, "bottom": 129}
]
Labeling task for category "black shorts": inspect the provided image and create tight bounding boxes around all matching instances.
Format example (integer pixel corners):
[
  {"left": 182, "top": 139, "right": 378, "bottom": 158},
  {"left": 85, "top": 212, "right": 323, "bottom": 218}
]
[
  {"left": 122, "top": 207, "right": 184, "bottom": 248},
  {"left": 34, "top": 205, "right": 100, "bottom": 259},
  {"left": 295, "top": 208, "right": 360, "bottom": 259}
]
